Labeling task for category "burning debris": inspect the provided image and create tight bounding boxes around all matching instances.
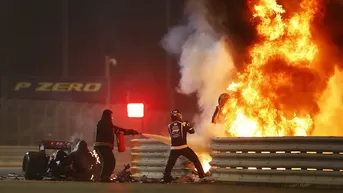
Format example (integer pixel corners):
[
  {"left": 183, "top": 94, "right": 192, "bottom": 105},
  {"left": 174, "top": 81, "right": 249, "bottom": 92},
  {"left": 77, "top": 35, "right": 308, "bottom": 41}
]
[
  {"left": 90, "top": 150, "right": 101, "bottom": 165},
  {"left": 110, "top": 164, "right": 134, "bottom": 183},
  {"left": 118, "top": 163, "right": 212, "bottom": 184},
  {"left": 1, "top": 166, "right": 211, "bottom": 183}
]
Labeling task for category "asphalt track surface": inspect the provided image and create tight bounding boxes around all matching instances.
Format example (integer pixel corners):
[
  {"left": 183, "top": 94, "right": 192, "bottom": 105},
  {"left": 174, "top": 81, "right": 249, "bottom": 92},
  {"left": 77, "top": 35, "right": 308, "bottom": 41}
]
[
  {"left": 1, "top": 181, "right": 343, "bottom": 193},
  {"left": 0, "top": 167, "right": 21, "bottom": 175},
  {"left": 1, "top": 167, "right": 342, "bottom": 193}
]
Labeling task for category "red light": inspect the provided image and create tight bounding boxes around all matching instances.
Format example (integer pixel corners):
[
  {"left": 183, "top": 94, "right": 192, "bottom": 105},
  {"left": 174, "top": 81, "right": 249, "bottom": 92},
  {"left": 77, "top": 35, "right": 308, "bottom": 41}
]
[{"left": 127, "top": 103, "right": 144, "bottom": 118}]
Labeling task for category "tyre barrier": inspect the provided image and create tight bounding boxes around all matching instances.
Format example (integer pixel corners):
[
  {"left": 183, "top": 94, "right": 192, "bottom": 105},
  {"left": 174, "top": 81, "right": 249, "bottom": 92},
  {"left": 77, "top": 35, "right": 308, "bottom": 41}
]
[
  {"left": 210, "top": 136, "right": 343, "bottom": 186},
  {"left": 130, "top": 139, "right": 193, "bottom": 179}
]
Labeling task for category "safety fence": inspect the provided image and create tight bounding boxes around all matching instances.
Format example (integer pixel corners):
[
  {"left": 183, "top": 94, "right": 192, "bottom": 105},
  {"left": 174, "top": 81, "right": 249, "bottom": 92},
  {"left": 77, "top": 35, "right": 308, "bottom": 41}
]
[
  {"left": 209, "top": 136, "right": 343, "bottom": 186},
  {"left": 130, "top": 138, "right": 192, "bottom": 179}
]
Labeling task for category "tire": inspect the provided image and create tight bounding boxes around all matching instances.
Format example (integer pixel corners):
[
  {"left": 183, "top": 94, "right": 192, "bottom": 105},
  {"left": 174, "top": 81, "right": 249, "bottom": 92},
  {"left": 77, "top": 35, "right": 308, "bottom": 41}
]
[{"left": 22, "top": 151, "right": 48, "bottom": 180}]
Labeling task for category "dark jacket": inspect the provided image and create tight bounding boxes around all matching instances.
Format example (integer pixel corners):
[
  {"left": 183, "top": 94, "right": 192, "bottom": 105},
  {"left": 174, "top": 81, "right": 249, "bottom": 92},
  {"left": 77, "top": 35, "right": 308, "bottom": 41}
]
[
  {"left": 65, "top": 140, "right": 95, "bottom": 173},
  {"left": 168, "top": 120, "right": 194, "bottom": 147},
  {"left": 94, "top": 118, "right": 136, "bottom": 149}
]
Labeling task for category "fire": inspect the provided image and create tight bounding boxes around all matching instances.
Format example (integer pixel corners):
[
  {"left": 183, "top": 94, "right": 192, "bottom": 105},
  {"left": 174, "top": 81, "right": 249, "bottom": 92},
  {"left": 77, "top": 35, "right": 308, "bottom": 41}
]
[
  {"left": 217, "top": 0, "right": 320, "bottom": 137},
  {"left": 142, "top": 133, "right": 213, "bottom": 173},
  {"left": 91, "top": 150, "right": 101, "bottom": 164},
  {"left": 193, "top": 153, "right": 212, "bottom": 174},
  {"left": 198, "top": 153, "right": 212, "bottom": 173}
]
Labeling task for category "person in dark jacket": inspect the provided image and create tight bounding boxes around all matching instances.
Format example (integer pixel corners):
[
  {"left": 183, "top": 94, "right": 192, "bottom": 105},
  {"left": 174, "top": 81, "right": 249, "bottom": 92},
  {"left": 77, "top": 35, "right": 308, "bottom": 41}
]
[
  {"left": 162, "top": 109, "right": 206, "bottom": 183},
  {"left": 62, "top": 140, "right": 96, "bottom": 181},
  {"left": 94, "top": 109, "right": 140, "bottom": 182}
]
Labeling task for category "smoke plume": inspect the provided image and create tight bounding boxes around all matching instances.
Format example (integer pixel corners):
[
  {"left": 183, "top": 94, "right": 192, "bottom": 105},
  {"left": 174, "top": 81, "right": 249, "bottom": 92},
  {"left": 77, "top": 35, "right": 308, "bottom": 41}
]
[{"left": 162, "top": 0, "right": 244, "bottom": 151}]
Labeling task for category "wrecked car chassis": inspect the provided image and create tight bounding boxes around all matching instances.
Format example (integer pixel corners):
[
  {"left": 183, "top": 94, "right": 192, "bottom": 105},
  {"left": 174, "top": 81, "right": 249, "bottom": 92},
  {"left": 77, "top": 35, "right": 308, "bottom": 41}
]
[{"left": 19, "top": 139, "right": 209, "bottom": 183}]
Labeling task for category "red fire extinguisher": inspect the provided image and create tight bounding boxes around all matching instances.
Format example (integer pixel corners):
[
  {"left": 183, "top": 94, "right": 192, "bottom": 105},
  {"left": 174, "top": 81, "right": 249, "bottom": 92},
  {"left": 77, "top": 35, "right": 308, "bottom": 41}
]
[{"left": 116, "top": 131, "right": 126, "bottom": 152}]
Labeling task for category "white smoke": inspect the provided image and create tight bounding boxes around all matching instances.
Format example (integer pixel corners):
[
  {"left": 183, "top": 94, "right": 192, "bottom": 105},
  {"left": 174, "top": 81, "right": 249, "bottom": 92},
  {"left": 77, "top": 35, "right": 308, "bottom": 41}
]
[{"left": 162, "top": 0, "right": 237, "bottom": 151}]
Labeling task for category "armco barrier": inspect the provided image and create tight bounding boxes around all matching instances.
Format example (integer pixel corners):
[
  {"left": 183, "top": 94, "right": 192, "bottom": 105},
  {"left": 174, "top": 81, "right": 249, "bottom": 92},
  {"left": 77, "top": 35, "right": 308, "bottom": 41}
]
[
  {"left": 130, "top": 138, "right": 192, "bottom": 179},
  {"left": 0, "top": 146, "right": 37, "bottom": 167},
  {"left": 210, "top": 136, "right": 343, "bottom": 185}
]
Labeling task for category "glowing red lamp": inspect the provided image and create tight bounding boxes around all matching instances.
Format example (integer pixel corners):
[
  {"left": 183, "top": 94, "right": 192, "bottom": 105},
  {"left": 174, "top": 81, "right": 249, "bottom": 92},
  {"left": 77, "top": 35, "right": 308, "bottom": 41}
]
[{"left": 127, "top": 103, "right": 144, "bottom": 118}]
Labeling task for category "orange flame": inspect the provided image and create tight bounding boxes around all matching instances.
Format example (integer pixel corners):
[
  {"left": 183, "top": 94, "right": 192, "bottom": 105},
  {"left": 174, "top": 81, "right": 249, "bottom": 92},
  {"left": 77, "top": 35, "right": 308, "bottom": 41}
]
[
  {"left": 91, "top": 150, "right": 101, "bottom": 164},
  {"left": 198, "top": 153, "right": 212, "bottom": 173},
  {"left": 219, "top": 0, "right": 319, "bottom": 137}
]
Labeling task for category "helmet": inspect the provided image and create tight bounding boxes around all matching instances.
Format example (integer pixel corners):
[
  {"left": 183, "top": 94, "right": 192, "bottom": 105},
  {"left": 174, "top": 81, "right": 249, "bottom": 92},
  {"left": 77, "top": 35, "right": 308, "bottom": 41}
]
[
  {"left": 218, "top": 93, "right": 230, "bottom": 106},
  {"left": 170, "top": 109, "right": 182, "bottom": 121},
  {"left": 102, "top": 109, "right": 113, "bottom": 119}
]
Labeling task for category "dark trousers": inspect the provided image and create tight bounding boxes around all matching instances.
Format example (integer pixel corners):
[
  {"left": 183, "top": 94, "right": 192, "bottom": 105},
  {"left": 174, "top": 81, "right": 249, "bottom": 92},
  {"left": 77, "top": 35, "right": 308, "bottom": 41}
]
[
  {"left": 94, "top": 146, "right": 116, "bottom": 181},
  {"left": 163, "top": 147, "right": 205, "bottom": 181}
]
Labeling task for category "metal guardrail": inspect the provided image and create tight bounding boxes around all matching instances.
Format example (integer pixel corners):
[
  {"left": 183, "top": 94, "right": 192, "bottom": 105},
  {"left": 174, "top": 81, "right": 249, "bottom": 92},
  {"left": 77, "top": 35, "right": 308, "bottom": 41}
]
[
  {"left": 0, "top": 146, "right": 37, "bottom": 167},
  {"left": 5, "top": 137, "right": 343, "bottom": 186},
  {"left": 210, "top": 136, "right": 343, "bottom": 185},
  {"left": 130, "top": 139, "right": 192, "bottom": 179}
]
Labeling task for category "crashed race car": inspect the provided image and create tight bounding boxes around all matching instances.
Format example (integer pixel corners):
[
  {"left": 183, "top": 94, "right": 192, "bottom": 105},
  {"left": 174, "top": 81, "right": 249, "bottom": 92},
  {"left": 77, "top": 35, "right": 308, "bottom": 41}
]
[{"left": 22, "top": 139, "right": 101, "bottom": 181}]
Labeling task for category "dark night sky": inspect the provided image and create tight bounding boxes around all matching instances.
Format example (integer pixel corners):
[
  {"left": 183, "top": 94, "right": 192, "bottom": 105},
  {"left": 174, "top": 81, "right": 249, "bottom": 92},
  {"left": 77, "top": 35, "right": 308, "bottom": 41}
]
[{"left": 0, "top": 0, "right": 198, "bottom": 111}]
